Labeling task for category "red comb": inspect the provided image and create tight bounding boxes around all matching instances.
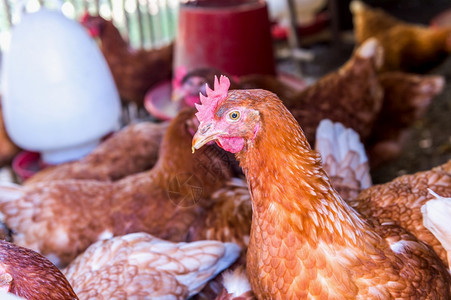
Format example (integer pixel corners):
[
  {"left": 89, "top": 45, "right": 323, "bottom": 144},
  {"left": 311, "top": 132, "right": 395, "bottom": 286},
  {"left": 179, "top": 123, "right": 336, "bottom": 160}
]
[
  {"left": 80, "top": 11, "right": 89, "bottom": 23},
  {"left": 195, "top": 75, "right": 230, "bottom": 123}
]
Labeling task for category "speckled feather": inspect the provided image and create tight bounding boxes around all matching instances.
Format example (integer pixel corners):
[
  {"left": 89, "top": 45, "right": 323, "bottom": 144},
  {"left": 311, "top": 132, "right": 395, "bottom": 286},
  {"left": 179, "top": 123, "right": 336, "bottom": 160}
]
[
  {"left": 194, "top": 87, "right": 450, "bottom": 298},
  {"left": 352, "top": 160, "right": 451, "bottom": 268},
  {"left": 0, "top": 240, "right": 77, "bottom": 299},
  {"left": 189, "top": 177, "right": 252, "bottom": 300},
  {"left": 25, "top": 121, "right": 169, "bottom": 185},
  {"left": 0, "top": 109, "right": 235, "bottom": 267},
  {"left": 64, "top": 232, "right": 240, "bottom": 299},
  {"left": 315, "top": 119, "right": 372, "bottom": 202}
]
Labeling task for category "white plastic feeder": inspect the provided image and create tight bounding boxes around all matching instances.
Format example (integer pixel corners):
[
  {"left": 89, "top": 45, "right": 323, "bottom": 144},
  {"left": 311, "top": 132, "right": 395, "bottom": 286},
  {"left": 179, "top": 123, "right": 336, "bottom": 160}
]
[{"left": 1, "top": 7, "right": 121, "bottom": 164}]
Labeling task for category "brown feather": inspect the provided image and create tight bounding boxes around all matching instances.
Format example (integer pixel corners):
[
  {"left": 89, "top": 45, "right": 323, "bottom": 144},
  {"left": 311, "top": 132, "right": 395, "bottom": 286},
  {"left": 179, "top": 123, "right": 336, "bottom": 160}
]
[
  {"left": 0, "top": 109, "right": 235, "bottom": 267},
  {"left": 25, "top": 121, "right": 168, "bottom": 185},
  {"left": 352, "top": 160, "right": 451, "bottom": 267},
  {"left": 196, "top": 88, "right": 450, "bottom": 298},
  {"left": 0, "top": 240, "right": 77, "bottom": 299}
]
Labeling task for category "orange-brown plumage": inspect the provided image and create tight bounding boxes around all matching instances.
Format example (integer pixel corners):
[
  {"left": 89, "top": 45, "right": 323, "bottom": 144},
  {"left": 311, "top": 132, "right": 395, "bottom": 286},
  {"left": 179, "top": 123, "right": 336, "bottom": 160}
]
[
  {"left": 25, "top": 121, "right": 168, "bottom": 185},
  {"left": 0, "top": 240, "right": 77, "bottom": 299},
  {"left": 192, "top": 83, "right": 450, "bottom": 298},
  {"left": 352, "top": 159, "right": 451, "bottom": 268},
  {"left": 178, "top": 39, "right": 442, "bottom": 167},
  {"left": 315, "top": 119, "right": 372, "bottom": 203},
  {"left": 195, "top": 118, "right": 374, "bottom": 299},
  {"left": 80, "top": 14, "right": 173, "bottom": 107},
  {"left": 0, "top": 109, "right": 235, "bottom": 267},
  {"left": 288, "top": 38, "right": 384, "bottom": 145}
]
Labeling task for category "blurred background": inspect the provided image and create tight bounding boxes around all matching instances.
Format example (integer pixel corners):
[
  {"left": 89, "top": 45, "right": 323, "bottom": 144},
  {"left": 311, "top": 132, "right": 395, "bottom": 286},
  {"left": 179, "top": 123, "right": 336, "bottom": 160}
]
[{"left": 0, "top": 0, "right": 450, "bottom": 184}]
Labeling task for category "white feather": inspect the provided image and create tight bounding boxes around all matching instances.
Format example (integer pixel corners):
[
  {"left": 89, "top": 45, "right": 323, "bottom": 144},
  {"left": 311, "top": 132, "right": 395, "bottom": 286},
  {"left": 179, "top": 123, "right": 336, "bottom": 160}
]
[{"left": 222, "top": 268, "right": 252, "bottom": 297}]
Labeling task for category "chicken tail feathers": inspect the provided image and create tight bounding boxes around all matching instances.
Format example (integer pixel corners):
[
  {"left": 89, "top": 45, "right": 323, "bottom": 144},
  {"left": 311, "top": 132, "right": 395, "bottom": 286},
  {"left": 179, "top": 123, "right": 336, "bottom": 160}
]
[{"left": 315, "top": 119, "right": 372, "bottom": 197}]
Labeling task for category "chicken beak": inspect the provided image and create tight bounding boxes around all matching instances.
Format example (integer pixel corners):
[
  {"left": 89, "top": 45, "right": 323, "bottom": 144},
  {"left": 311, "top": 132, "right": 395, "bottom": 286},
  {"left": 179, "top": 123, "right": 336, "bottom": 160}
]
[{"left": 191, "top": 127, "right": 223, "bottom": 153}]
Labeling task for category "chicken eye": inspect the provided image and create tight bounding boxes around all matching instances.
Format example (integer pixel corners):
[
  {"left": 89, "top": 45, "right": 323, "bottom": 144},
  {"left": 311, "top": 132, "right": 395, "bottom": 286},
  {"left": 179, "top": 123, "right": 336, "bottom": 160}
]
[{"left": 228, "top": 110, "right": 240, "bottom": 121}]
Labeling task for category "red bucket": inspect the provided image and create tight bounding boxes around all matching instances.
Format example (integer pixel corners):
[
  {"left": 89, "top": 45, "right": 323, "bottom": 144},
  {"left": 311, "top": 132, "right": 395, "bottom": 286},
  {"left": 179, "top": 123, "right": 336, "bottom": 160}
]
[{"left": 174, "top": 0, "right": 276, "bottom": 77}]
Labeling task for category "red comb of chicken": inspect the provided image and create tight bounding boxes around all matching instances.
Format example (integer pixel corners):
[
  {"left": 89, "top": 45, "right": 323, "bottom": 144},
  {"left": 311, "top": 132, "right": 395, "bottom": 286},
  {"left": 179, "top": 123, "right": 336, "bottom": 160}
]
[
  {"left": 195, "top": 75, "right": 230, "bottom": 123},
  {"left": 80, "top": 11, "right": 90, "bottom": 24}
]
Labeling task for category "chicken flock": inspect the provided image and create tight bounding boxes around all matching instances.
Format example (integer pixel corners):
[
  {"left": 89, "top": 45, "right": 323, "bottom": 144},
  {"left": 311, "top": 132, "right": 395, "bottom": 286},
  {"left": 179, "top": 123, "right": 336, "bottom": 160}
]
[{"left": 0, "top": 1, "right": 451, "bottom": 299}]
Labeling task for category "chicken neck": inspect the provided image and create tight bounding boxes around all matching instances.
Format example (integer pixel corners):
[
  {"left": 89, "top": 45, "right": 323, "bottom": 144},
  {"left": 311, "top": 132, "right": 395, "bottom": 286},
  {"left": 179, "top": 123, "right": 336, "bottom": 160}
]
[
  {"left": 236, "top": 103, "right": 385, "bottom": 296},
  {"left": 237, "top": 106, "right": 375, "bottom": 247},
  {"left": 98, "top": 20, "right": 129, "bottom": 57},
  {"left": 152, "top": 113, "right": 234, "bottom": 199}
]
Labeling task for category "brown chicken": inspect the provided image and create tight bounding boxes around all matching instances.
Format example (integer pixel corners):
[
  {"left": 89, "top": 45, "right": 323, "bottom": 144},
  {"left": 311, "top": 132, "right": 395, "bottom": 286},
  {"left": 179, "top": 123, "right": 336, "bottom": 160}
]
[
  {"left": 179, "top": 38, "right": 384, "bottom": 147},
  {"left": 80, "top": 14, "right": 173, "bottom": 107},
  {"left": 64, "top": 232, "right": 240, "bottom": 299},
  {"left": 350, "top": 0, "right": 451, "bottom": 72},
  {"left": 189, "top": 122, "right": 373, "bottom": 298},
  {"left": 288, "top": 38, "right": 384, "bottom": 144},
  {"left": 352, "top": 159, "right": 451, "bottom": 269},
  {"left": 177, "top": 41, "right": 442, "bottom": 167},
  {"left": 368, "top": 71, "right": 445, "bottom": 167},
  {"left": 0, "top": 240, "right": 77, "bottom": 299},
  {"left": 194, "top": 116, "right": 375, "bottom": 299},
  {"left": 24, "top": 121, "right": 168, "bottom": 185},
  {"left": 317, "top": 117, "right": 451, "bottom": 270},
  {"left": 192, "top": 76, "right": 450, "bottom": 298},
  {"left": 0, "top": 109, "right": 235, "bottom": 267}
]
